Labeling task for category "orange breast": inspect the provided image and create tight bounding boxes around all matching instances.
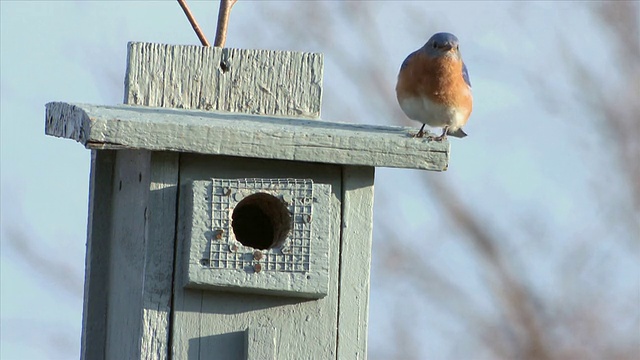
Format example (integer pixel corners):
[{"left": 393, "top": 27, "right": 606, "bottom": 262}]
[{"left": 396, "top": 52, "right": 472, "bottom": 113}]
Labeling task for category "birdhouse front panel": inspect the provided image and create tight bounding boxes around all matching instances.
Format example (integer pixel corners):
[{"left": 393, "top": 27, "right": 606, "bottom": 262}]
[
  {"left": 172, "top": 154, "right": 344, "bottom": 358},
  {"left": 184, "top": 177, "right": 331, "bottom": 298}
]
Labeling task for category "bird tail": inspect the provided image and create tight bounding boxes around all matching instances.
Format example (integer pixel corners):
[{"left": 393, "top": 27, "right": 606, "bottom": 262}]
[{"left": 448, "top": 128, "right": 468, "bottom": 138}]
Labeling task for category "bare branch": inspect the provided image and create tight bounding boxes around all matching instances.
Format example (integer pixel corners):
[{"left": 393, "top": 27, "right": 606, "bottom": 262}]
[
  {"left": 177, "top": 0, "right": 210, "bottom": 46},
  {"left": 214, "top": 0, "right": 238, "bottom": 47}
]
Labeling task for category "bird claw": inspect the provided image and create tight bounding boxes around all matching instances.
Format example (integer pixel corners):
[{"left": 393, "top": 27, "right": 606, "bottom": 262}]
[
  {"left": 427, "top": 134, "right": 446, "bottom": 142},
  {"left": 427, "top": 127, "right": 449, "bottom": 142},
  {"left": 411, "top": 126, "right": 447, "bottom": 141}
]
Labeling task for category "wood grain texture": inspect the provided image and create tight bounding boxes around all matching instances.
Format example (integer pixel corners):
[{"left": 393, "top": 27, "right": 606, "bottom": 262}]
[
  {"left": 124, "top": 42, "right": 323, "bottom": 118},
  {"left": 45, "top": 102, "right": 450, "bottom": 171},
  {"left": 140, "top": 152, "right": 179, "bottom": 358},
  {"left": 80, "top": 150, "right": 178, "bottom": 360},
  {"left": 337, "top": 166, "right": 375, "bottom": 360},
  {"left": 100, "top": 150, "right": 179, "bottom": 360},
  {"left": 106, "top": 150, "right": 151, "bottom": 359}
]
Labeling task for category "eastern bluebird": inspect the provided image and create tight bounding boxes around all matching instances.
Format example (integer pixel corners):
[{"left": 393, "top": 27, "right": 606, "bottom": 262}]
[{"left": 396, "top": 32, "right": 473, "bottom": 141}]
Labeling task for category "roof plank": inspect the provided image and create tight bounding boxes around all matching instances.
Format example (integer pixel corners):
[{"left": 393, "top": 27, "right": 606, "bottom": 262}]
[{"left": 45, "top": 102, "right": 449, "bottom": 171}]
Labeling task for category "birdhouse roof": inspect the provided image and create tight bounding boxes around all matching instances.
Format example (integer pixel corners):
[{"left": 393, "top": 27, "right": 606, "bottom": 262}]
[{"left": 45, "top": 102, "right": 449, "bottom": 171}]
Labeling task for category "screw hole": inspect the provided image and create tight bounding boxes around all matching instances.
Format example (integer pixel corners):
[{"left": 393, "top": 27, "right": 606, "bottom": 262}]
[
  {"left": 119, "top": 181, "right": 122, "bottom": 191},
  {"left": 231, "top": 192, "right": 291, "bottom": 250},
  {"left": 220, "top": 60, "right": 230, "bottom": 73},
  {"left": 138, "top": 173, "right": 142, "bottom": 182}
]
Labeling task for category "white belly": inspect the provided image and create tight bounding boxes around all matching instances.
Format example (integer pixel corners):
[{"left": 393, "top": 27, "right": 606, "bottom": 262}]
[{"left": 399, "top": 96, "right": 467, "bottom": 130}]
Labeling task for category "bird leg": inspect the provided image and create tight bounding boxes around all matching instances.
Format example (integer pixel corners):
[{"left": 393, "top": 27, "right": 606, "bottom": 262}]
[
  {"left": 428, "top": 126, "right": 448, "bottom": 142},
  {"left": 413, "top": 123, "right": 427, "bottom": 138}
]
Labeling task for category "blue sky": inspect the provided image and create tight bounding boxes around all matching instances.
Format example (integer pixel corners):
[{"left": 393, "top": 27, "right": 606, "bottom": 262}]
[{"left": 1, "top": 1, "right": 637, "bottom": 359}]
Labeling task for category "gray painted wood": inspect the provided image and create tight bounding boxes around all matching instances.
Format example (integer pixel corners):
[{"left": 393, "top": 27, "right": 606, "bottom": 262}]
[
  {"left": 45, "top": 102, "right": 450, "bottom": 171},
  {"left": 140, "top": 152, "right": 179, "bottom": 358},
  {"left": 184, "top": 181, "right": 331, "bottom": 299},
  {"left": 81, "top": 150, "right": 115, "bottom": 360},
  {"left": 99, "top": 150, "right": 179, "bottom": 359},
  {"left": 245, "top": 327, "right": 276, "bottom": 360},
  {"left": 124, "top": 42, "right": 323, "bottom": 118},
  {"left": 79, "top": 149, "right": 179, "bottom": 360},
  {"left": 172, "top": 155, "right": 343, "bottom": 360},
  {"left": 106, "top": 150, "right": 151, "bottom": 359},
  {"left": 337, "top": 166, "right": 375, "bottom": 360}
]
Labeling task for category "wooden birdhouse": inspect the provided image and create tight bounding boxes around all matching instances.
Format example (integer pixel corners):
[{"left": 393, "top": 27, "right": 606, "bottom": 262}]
[{"left": 45, "top": 42, "right": 449, "bottom": 359}]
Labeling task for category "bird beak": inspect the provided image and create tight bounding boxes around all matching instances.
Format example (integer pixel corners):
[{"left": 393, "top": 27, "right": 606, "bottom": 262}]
[{"left": 443, "top": 43, "right": 455, "bottom": 52}]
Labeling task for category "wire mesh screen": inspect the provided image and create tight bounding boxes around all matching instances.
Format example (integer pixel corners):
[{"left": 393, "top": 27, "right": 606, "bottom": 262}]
[{"left": 206, "top": 178, "right": 313, "bottom": 273}]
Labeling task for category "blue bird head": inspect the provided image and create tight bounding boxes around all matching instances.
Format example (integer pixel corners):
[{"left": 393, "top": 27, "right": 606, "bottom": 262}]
[{"left": 423, "top": 32, "right": 461, "bottom": 58}]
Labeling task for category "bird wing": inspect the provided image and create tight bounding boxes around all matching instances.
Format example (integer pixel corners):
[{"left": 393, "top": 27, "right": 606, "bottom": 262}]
[
  {"left": 400, "top": 50, "right": 419, "bottom": 71},
  {"left": 462, "top": 62, "right": 471, "bottom": 87}
]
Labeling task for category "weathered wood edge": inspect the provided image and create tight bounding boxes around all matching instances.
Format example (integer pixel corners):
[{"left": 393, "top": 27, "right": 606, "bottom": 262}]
[
  {"left": 45, "top": 102, "right": 450, "bottom": 171},
  {"left": 45, "top": 102, "right": 91, "bottom": 144},
  {"left": 81, "top": 150, "right": 114, "bottom": 360},
  {"left": 336, "top": 166, "right": 374, "bottom": 360}
]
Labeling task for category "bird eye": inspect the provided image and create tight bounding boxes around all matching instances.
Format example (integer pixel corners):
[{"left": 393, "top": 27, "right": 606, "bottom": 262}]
[
  {"left": 456, "top": 45, "right": 459, "bottom": 50},
  {"left": 432, "top": 42, "right": 438, "bottom": 49}
]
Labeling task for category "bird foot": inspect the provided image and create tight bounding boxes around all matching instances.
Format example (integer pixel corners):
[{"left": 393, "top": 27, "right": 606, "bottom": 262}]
[
  {"left": 412, "top": 130, "right": 426, "bottom": 138},
  {"left": 427, "top": 127, "right": 449, "bottom": 142}
]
